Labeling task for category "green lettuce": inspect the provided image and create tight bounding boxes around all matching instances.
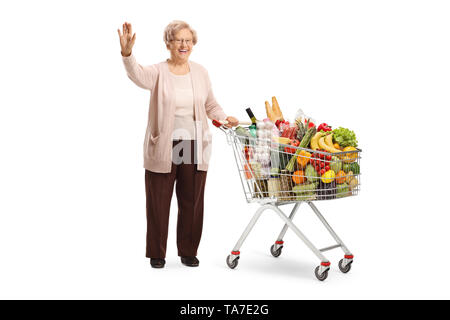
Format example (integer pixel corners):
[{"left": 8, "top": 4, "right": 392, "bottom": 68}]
[{"left": 332, "top": 127, "right": 358, "bottom": 148}]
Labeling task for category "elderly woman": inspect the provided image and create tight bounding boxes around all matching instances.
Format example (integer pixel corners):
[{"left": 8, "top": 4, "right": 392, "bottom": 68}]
[{"left": 118, "top": 21, "right": 238, "bottom": 268}]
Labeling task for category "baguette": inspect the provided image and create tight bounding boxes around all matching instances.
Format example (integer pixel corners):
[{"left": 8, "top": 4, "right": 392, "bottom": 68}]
[
  {"left": 271, "top": 96, "right": 284, "bottom": 121},
  {"left": 265, "top": 101, "right": 276, "bottom": 122}
]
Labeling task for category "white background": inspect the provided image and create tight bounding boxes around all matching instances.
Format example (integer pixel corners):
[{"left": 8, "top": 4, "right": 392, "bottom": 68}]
[{"left": 0, "top": 0, "right": 448, "bottom": 299}]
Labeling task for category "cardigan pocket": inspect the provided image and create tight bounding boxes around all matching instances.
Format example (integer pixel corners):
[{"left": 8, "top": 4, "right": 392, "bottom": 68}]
[
  {"left": 145, "top": 125, "right": 160, "bottom": 145},
  {"left": 144, "top": 131, "right": 162, "bottom": 161},
  {"left": 150, "top": 133, "right": 160, "bottom": 144},
  {"left": 144, "top": 128, "right": 160, "bottom": 156}
]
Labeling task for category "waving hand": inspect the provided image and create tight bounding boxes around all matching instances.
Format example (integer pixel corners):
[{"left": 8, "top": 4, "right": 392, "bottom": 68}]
[{"left": 117, "top": 22, "right": 136, "bottom": 57}]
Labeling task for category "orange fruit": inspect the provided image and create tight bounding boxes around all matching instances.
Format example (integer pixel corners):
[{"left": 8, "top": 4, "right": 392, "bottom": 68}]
[
  {"left": 296, "top": 150, "right": 311, "bottom": 168},
  {"left": 336, "top": 170, "right": 346, "bottom": 184},
  {"left": 292, "top": 170, "right": 305, "bottom": 184}
]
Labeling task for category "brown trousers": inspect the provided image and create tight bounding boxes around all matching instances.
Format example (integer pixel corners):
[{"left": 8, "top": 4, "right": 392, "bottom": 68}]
[{"left": 144, "top": 140, "right": 207, "bottom": 259}]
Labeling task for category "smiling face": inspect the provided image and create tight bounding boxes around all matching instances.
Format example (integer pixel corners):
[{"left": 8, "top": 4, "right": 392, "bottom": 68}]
[{"left": 167, "top": 28, "right": 194, "bottom": 63}]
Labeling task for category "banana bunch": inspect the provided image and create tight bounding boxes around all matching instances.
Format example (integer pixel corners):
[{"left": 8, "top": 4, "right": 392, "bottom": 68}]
[
  {"left": 310, "top": 132, "right": 324, "bottom": 151},
  {"left": 310, "top": 132, "right": 341, "bottom": 153}
]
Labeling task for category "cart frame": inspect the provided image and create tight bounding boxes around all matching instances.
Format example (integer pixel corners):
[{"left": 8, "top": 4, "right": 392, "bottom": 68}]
[{"left": 214, "top": 121, "right": 358, "bottom": 281}]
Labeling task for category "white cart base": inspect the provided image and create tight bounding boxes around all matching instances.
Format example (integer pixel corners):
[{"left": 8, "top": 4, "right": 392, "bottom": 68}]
[{"left": 226, "top": 201, "right": 354, "bottom": 281}]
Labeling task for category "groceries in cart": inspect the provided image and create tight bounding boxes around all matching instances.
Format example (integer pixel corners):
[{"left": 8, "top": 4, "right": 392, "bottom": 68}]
[
  {"left": 213, "top": 99, "right": 360, "bottom": 281},
  {"left": 232, "top": 97, "right": 361, "bottom": 202}
]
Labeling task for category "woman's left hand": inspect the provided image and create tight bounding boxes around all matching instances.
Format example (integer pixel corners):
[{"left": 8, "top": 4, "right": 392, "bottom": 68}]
[{"left": 225, "top": 116, "right": 239, "bottom": 128}]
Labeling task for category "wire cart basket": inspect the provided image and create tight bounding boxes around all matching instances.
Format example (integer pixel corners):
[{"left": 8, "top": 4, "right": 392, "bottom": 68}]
[{"left": 212, "top": 119, "right": 361, "bottom": 281}]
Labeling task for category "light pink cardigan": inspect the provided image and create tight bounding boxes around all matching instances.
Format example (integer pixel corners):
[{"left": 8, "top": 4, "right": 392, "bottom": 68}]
[{"left": 122, "top": 54, "right": 228, "bottom": 173}]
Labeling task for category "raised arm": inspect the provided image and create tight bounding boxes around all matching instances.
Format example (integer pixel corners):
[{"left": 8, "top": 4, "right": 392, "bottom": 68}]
[{"left": 118, "top": 22, "right": 157, "bottom": 90}]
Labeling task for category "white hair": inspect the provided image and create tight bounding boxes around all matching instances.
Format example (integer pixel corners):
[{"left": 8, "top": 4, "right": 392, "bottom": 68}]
[{"left": 163, "top": 20, "right": 198, "bottom": 46}]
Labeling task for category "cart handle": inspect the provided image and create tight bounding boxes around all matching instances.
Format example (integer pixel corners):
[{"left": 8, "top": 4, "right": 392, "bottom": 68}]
[{"left": 212, "top": 119, "right": 252, "bottom": 128}]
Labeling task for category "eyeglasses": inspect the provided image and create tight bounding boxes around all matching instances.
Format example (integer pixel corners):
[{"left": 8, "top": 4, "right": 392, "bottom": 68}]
[{"left": 172, "top": 39, "right": 193, "bottom": 46}]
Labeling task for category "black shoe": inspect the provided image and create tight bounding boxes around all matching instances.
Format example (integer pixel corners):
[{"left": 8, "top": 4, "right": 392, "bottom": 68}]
[
  {"left": 181, "top": 256, "right": 199, "bottom": 267},
  {"left": 150, "top": 258, "right": 165, "bottom": 268}
]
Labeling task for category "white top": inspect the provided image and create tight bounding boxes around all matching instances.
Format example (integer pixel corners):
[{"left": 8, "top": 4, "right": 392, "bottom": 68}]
[{"left": 170, "top": 72, "right": 196, "bottom": 140}]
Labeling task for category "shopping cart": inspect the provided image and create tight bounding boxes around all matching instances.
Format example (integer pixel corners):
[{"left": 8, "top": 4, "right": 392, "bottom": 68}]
[{"left": 212, "top": 119, "right": 361, "bottom": 281}]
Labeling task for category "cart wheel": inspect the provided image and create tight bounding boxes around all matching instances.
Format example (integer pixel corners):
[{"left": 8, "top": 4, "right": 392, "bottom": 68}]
[
  {"left": 226, "top": 255, "right": 239, "bottom": 269},
  {"left": 270, "top": 244, "right": 283, "bottom": 258},
  {"left": 314, "top": 266, "right": 329, "bottom": 281},
  {"left": 338, "top": 259, "right": 352, "bottom": 273}
]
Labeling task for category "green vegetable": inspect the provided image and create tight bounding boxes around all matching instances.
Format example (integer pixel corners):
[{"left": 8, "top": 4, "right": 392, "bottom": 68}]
[
  {"left": 299, "top": 126, "right": 317, "bottom": 148},
  {"left": 292, "top": 182, "right": 316, "bottom": 200},
  {"left": 343, "top": 163, "right": 360, "bottom": 174},
  {"left": 349, "top": 162, "right": 360, "bottom": 175},
  {"left": 292, "top": 183, "right": 315, "bottom": 193},
  {"left": 285, "top": 127, "right": 317, "bottom": 172},
  {"left": 336, "top": 183, "right": 350, "bottom": 198},
  {"left": 235, "top": 126, "right": 248, "bottom": 136},
  {"left": 296, "top": 118, "right": 309, "bottom": 142},
  {"left": 304, "top": 164, "right": 319, "bottom": 184},
  {"left": 330, "top": 156, "right": 342, "bottom": 173},
  {"left": 332, "top": 127, "right": 358, "bottom": 148},
  {"left": 235, "top": 126, "right": 251, "bottom": 144}
]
